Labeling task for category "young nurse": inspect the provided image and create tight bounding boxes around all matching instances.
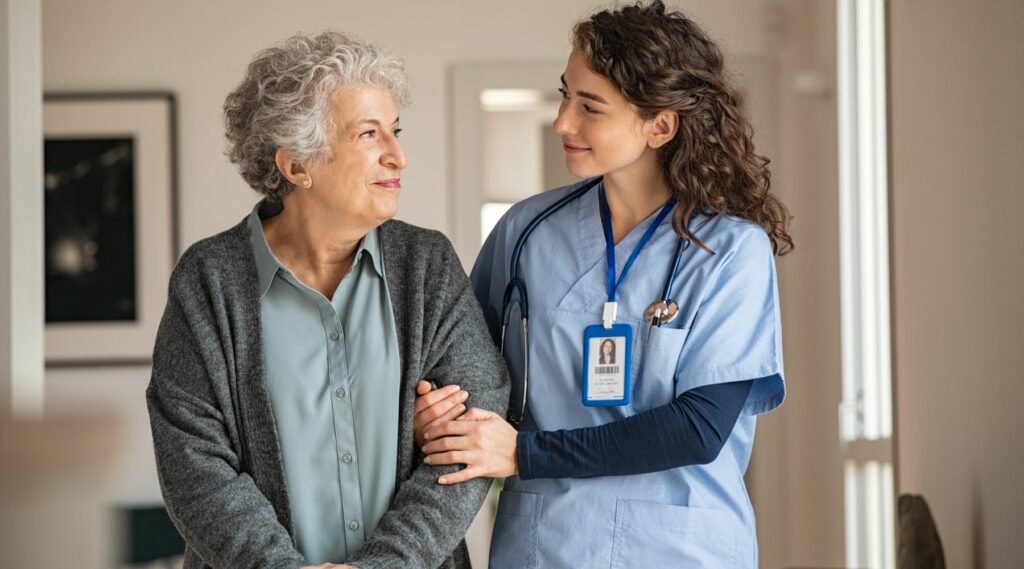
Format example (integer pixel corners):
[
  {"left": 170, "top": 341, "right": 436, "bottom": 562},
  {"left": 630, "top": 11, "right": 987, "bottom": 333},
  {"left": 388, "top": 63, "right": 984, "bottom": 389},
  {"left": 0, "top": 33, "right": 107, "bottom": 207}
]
[{"left": 415, "top": 2, "right": 793, "bottom": 567}]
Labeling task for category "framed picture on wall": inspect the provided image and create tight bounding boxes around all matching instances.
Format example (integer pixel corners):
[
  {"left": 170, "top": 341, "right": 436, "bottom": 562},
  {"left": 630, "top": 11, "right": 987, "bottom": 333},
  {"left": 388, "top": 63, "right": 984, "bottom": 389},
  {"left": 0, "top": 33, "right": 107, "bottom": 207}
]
[{"left": 43, "top": 92, "right": 178, "bottom": 366}]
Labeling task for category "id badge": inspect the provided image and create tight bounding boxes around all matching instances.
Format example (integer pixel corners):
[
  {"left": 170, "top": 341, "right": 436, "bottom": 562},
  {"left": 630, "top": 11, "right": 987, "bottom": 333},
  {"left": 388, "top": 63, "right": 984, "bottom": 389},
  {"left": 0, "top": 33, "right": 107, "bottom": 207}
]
[{"left": 582, "top": 323, "right": 632, "bottom": 407}]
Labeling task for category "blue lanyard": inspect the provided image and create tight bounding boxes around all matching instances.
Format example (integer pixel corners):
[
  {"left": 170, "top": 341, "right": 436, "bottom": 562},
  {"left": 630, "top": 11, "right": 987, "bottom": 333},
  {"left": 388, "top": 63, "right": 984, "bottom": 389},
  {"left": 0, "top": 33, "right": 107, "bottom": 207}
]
[{"left": 598, "top": 185, "right": 674, "bottom": 304}]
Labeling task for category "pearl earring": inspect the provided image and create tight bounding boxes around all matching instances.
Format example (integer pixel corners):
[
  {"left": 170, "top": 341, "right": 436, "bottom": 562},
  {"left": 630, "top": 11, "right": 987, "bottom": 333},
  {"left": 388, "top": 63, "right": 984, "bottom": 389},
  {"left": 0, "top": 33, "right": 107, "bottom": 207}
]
[{"left": 303, "top": 179, "right": 311, "bottom": 187}]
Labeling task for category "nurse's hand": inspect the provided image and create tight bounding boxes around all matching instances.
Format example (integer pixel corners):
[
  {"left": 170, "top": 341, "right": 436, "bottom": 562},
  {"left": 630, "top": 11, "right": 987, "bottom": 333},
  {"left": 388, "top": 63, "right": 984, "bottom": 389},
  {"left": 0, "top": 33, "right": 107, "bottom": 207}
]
[
  {"left": 421, "top": 408, "right": 518, "bottom": 484},
  {"left": 413, "top": 380, "right": 469, "bottom": 448}
]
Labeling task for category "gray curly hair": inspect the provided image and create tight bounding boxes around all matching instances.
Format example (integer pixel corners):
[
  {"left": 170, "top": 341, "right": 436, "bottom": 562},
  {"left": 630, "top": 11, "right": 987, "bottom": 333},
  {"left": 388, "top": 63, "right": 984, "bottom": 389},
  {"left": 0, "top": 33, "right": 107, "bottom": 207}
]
[{"left": 224, "top": 31, "right": 411, "bottom": 201}]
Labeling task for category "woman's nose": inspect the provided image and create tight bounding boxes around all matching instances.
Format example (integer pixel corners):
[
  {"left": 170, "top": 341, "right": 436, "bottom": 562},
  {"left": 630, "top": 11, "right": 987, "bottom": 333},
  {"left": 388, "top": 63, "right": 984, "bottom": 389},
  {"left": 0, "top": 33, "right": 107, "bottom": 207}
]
[
  {"left": 383, "top": 136, "right": 408, "bottom": 170},
  {"left": 553, "top": 103, "right": 574, "bottom": 137}
]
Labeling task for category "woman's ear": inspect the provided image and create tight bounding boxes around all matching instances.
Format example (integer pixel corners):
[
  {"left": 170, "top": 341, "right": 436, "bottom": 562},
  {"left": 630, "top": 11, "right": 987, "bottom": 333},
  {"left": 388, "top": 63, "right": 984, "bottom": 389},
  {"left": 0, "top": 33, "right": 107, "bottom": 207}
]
[
  {"left": 274, "top": 148, "right": 311, "bottom": 188},
  {"left": 645, "top": 110, "right": 679, "bottom": 149}
]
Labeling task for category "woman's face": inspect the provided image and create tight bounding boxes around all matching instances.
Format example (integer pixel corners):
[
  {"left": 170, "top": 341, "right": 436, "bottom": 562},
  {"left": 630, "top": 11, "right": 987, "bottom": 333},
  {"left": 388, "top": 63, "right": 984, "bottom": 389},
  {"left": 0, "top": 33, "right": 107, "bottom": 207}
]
[
  {"left": 602, "top": 340, "right": 614, "bottom": 357},
  {"left": 553, "top": 49, "right": 652, "bottom": 179},
  {"left": 305, "top": 86, "right": 407, "bottom": 229}
]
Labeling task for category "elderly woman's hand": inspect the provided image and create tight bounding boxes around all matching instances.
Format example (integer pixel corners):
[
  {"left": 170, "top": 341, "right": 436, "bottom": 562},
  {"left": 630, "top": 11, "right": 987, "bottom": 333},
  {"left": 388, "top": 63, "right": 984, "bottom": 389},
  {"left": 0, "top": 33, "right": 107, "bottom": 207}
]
[
  {"left": 413, "top": 381, "right": 469, "bottom": 448},
  {"left": 421, "top": 408, "right": 519, "bottom": 484}
]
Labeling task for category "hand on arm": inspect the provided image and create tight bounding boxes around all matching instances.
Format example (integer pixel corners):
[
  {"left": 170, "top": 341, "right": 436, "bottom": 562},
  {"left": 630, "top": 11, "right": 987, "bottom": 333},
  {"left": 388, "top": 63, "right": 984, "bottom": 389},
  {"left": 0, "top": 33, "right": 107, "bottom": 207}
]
[
  {"left": 421, "top": 407, "right": 519, "bottom": 483},
  {"left": 419, "top": 379, "right": 755, "bottom": 481}
]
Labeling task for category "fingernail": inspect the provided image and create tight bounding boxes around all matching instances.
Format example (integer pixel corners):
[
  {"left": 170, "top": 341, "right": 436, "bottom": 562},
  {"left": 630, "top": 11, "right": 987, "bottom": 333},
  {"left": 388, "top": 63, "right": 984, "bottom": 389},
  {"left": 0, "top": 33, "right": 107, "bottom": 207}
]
[
  {"left": 424, "top": 456, "right": 433, "bottom": 464},
  {"left": 438, "top": 477, "right": 448, "bottom": 484},
  {"left": 457, "top": 405, "right": 466, "bottom": 413},
  {"left": 460, "top": 391, "right": 469, "bottom": 399}
]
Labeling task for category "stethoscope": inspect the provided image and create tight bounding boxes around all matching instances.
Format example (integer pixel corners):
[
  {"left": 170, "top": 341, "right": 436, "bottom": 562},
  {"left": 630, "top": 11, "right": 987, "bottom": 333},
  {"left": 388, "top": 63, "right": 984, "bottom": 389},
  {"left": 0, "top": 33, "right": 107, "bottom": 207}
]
[{"left": 499, "top": 177, "right": 689, "bottom": 424}]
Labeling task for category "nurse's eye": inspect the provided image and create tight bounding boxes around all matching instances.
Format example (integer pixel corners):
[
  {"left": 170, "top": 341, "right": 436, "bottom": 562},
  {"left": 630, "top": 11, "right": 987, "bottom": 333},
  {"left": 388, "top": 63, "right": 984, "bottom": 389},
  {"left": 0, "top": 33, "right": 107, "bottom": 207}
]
[
  {"left": 558, "top": 87, "right": 569, "bottom": 99},
  {"left": 392, "top": 127, "right": 403, "bottom": 138},
  {"left": 359, "top": 129, "right": 378, "bottom": 140},
  {"left": 582, "top": 104, "right": 599, "bottom": 114}
]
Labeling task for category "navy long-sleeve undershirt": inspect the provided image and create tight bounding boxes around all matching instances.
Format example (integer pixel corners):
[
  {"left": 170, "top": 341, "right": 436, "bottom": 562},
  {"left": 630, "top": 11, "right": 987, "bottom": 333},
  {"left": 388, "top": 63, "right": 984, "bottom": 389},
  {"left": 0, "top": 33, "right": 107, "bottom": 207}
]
[{"left": 516, "top": 377, "right": 767, "bottom": 480}]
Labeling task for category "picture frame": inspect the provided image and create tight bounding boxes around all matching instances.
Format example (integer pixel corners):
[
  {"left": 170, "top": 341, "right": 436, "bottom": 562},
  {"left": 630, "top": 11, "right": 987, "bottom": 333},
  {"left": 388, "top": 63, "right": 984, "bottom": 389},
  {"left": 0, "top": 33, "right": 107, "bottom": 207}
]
[{"left": 43, "top": 92, "right": 178, "bottom": 367}]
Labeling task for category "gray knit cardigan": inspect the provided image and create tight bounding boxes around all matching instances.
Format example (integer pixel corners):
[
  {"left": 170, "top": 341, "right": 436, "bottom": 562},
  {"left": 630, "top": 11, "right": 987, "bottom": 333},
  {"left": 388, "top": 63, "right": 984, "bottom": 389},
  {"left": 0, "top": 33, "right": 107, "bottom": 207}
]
[{"left": 146, "top": 215, "right": 511, "bottom": 569}]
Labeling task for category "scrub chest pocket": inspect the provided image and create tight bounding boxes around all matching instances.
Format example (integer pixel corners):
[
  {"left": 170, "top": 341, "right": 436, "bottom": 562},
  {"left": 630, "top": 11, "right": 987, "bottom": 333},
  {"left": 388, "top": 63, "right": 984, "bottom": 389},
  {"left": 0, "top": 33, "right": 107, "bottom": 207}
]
[{"left": 632, "top": 325, "right": 690, "bottom": 410}]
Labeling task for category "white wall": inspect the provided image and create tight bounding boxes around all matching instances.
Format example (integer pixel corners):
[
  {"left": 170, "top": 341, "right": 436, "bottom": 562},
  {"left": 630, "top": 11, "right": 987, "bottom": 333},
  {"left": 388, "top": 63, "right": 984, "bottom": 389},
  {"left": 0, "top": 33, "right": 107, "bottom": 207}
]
[
  {"left": 1, "top": 0, "right": 44, "bottom": 418},
  {"left": 746, "top": 2, "right": 845, "bottom": 567},
  {"left": 890, "top": 0, "right": 1024, "bottom": 567},
  {"left": 38, "top": 1, "right": 847, "bottom": 568}
]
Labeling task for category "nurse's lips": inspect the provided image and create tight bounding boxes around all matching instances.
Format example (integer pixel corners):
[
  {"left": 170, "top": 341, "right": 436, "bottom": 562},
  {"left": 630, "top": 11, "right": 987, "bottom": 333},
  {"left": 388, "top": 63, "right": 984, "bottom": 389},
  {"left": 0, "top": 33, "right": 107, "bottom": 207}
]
[
  {"left": 563, "top": 142, "right": 591, "bottom": 154},
  {"left": 374, "top": 178, "right": 401, "bottom": 189}
]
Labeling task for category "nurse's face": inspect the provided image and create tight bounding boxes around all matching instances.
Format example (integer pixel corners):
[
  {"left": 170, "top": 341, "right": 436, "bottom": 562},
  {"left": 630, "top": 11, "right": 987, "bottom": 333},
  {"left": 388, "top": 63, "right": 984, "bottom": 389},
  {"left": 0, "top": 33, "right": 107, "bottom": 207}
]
[
  {"left": 553, "top": 49, "right": 653, "bottom": 179},
  {"left": 304, "top": 86, "right": 408, "bottom": 229}
]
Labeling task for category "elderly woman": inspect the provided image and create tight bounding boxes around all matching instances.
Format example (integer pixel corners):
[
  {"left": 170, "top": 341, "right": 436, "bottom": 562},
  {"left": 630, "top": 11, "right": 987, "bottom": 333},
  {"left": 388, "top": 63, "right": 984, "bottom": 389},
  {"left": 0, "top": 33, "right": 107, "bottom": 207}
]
[{"left": 146, "top": 32, "right": 509, "bottom": 569}]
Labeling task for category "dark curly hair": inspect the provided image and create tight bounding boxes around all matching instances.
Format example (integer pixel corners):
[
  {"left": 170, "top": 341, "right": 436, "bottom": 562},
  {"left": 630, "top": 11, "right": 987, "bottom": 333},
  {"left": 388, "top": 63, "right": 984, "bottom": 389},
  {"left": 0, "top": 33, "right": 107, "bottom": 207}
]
[{"left": 573, "top": 0, "right": 793, "bottom": 255}]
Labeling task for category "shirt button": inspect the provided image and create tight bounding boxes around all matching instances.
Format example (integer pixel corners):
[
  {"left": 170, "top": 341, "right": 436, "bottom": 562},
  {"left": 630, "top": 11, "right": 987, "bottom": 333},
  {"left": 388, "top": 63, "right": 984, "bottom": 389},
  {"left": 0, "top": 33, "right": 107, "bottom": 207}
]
[
  {"left": 342, "top": 453, "right": 353, "bottom": 464},
  {"left": 329, "top": 331, "right": 340, "bottom": 341},
  {"left": 334, "top": 387, "right": 346, "bottom": 399},
  {"left": 348, "top": 520, "right": 360, "bottom": 530}
]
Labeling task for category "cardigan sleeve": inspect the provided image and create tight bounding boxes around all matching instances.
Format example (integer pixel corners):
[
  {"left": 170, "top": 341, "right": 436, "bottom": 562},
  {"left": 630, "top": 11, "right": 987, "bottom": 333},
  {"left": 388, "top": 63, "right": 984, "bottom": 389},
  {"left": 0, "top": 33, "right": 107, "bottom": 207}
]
[
  {"left": 146, "top": 265, "right": 305, "bottom": 569},
  {"left": 345, "top": 234, "right": 511, "bottom": 569}
]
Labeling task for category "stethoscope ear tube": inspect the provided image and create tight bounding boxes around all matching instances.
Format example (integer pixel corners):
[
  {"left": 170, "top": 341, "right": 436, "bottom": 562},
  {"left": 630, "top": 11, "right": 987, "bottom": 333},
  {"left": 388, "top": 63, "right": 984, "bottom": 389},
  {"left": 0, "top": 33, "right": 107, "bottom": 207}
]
[
  {"left": 501, "top": 178, "right": 602, "bottom": 425},
  {"left": 501, "top": 277, "right": 529, "bottom": 424}
]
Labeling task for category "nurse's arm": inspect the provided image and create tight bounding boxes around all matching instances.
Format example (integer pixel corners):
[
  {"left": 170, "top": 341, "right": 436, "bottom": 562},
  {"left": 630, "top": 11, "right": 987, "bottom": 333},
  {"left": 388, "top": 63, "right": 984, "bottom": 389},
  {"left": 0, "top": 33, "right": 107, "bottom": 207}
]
[{"left": 422, "top": 378, "right": 757, "bottom": 481}]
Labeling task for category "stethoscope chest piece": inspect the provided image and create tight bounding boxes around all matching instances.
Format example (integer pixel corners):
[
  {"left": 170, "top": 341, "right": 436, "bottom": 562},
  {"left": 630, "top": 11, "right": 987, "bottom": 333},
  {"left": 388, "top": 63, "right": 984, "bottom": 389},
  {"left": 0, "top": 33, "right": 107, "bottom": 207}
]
[{"left": 645, "top": 300, "right": 679, "bottom": 326}]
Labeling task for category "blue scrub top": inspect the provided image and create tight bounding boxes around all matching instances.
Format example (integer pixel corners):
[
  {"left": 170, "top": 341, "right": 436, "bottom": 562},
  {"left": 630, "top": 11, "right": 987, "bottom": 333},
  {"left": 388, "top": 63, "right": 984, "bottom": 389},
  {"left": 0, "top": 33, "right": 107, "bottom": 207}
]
[{"left": 472, "top": 179, "right": 785, "bottom": 569}]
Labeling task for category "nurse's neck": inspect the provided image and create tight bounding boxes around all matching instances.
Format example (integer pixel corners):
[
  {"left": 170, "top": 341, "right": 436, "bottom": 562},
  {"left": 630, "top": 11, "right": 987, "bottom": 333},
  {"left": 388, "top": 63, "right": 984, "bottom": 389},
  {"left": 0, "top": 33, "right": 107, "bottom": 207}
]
[{"left": 602, "top": 162, "right": 672, "bottom": 245}]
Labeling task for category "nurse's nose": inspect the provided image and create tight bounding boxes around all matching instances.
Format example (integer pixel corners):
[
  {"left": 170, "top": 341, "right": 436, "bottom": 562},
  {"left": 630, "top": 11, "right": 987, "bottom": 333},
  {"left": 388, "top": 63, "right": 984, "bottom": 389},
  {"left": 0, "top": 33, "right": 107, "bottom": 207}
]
[{"left": 553, "top": 102, "right": 575, "bottom": 137}]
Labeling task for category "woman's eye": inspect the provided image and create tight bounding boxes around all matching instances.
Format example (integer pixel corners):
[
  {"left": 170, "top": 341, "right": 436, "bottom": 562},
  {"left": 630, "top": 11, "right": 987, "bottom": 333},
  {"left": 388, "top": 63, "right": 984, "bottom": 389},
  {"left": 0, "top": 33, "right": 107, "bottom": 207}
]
[
  {"left": 558, "top": 88, "right": 569, "bottom": 99},
  {"left": 392, "top": 128, "right": 403, "bottom": 138},
  {"left": 583, "top": 104, "right": 598, "bottom": 114},
  {"left": 360, "top": 129, "right": 377, "bottom": 139}
]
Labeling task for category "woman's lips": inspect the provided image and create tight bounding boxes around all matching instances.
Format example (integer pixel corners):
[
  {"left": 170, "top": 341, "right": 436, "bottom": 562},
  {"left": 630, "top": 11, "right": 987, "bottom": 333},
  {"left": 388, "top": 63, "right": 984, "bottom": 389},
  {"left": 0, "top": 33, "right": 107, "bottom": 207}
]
[
  {"left": 374, "top": 178, "right": 401, "bottom": 189},
  {"left": 563, "top": 143, "right": 590, "bottom": 154}
]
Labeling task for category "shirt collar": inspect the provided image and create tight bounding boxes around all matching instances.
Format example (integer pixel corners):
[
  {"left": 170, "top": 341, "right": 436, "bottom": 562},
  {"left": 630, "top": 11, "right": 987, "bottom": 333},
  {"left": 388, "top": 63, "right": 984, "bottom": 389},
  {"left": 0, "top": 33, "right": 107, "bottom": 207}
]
[
  {"left": 248, "top": 201, "right": 283, "bottom": 298},
  {"left": 247, "top": 200, "right": 385, "bottom": 299}
]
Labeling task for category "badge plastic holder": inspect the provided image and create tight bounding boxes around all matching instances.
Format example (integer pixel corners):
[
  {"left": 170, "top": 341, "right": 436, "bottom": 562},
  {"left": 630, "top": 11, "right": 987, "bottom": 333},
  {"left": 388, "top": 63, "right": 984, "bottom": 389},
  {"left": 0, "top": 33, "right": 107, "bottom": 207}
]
[{"left": 582, "top": 322, "right": 632, "bottom": 407}]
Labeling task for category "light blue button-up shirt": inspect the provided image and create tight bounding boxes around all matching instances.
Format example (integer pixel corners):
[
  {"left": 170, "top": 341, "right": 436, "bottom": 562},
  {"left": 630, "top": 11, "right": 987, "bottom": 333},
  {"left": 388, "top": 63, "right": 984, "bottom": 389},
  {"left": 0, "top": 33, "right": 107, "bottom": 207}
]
[{"left": 248, "top": 202, "right": 400, "bottom": 564}]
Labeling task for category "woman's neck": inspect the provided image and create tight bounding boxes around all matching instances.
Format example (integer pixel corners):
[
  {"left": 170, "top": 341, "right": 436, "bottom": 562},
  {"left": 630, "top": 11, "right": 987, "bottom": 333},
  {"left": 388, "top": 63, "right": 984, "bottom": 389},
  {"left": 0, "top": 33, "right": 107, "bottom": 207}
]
[
  {"left": 261, "top": 194, "right": 369, "bottom": 297},
  {"left": 602, "top": 157, "right": 671, "bottom": 244}
]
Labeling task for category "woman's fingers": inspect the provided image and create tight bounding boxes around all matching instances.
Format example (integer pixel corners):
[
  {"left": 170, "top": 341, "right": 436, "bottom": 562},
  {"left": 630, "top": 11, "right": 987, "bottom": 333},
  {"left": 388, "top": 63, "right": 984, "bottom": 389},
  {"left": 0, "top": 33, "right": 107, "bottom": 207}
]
[
  {"left": 422, "top": 433, "right": 472, "bottom": 454},
  {"left": 423, "top": 414, "right": 481, "bottom": 443},
  {"left": 416, "top": 380, "right": 433, "bottom": 395},
  {"left": 416, "top": 389, "right": 469, "bottom": 425},
  {"left": 425, "top": 403, "right": 466, "bottom": 433},
  {"left": 423, "top": 450, "right": 471, "bottom": 466},
  {"left": 414, "top": 384, "right": 469, "bottom": 448},
  {"left": 457, "top": 407, "right": 501, "bottom": 421},
  {"left": 414, "top": 384, "right": 462, "bottom": 414}
]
